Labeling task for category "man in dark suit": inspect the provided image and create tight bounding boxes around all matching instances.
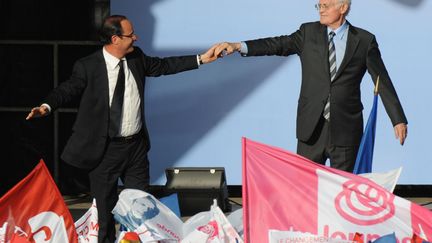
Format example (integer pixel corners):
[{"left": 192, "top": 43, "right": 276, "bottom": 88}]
[
  {"left": 214, "top": 0, "right": 408, "bottom": 172},
  {"left": 26, "top": 15, "right": 218, "bottom": 243}
]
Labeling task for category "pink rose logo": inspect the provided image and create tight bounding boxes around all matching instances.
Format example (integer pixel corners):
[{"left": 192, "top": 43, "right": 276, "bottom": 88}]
[
  {"left": 334, "top": 180, "right": 395, "bottom": 225},
  {"left": 197, "top": 220, "right": 219, "bottom": 239}
]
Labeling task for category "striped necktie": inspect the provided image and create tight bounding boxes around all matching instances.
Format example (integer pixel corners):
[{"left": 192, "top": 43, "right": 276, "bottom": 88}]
[{"left": 323, "top": 31, "right": 336, "bottom": 121}]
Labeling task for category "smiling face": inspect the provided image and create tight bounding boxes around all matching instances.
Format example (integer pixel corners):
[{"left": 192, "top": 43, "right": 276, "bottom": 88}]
[
  {"left": 107, "top": 18, "right": 138, "bottom": 59},
  {"left": 318, "top": 0, "right": 348, "bottom": 30}
]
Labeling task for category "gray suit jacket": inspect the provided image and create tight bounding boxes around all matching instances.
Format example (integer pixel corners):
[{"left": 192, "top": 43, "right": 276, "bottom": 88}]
[{"left": 244, "top": 21, "right": 407, "bottom": 146}]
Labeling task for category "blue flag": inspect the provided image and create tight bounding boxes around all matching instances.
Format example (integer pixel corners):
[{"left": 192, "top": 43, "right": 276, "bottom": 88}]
[
  {"left": 353, "top": 93, "right": 378, "bottom": 174},
  {"left": 370, "top": 232, "right": 397, "bottom": 243},
  {"left": 159, "top": 193, "right": 181, "bottom": 217}
]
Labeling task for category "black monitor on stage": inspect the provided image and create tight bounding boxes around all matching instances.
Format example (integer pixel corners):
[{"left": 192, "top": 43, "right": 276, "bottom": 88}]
[{"left": 165, "top": 167, "right": 231, "bottom": 216}]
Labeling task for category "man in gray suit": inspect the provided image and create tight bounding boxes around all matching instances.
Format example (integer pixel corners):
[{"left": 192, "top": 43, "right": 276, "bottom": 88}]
[{"left": 215, "top": 0, "right": 408, "bottom": 172}]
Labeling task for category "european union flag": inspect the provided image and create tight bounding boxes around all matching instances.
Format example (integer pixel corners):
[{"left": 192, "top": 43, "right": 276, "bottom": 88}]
[{"left": 353, "top": 78, "right": 379, "bottom": 174}]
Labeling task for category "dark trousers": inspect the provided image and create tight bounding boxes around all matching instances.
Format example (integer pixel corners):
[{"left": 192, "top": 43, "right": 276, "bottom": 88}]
[
  {"left": 59, "top": 162, "right": 90, "bottom": 195},
  {"left": 89, "top": 136, "right": 149, "bottom": 243},
  {"left": 297, "top": 117, "right": 359, "bottom": 172}
]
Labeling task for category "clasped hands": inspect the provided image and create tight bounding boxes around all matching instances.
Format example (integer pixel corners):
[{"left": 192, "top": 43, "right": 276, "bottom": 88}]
[{"left": 199, "top": 42, "right": 241, "bottom": 64}]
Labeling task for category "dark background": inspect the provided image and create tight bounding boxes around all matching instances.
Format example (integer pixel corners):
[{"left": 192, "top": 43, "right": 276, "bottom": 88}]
[{"left": 0, "top": 0, "right": 110, "bottom": 196}]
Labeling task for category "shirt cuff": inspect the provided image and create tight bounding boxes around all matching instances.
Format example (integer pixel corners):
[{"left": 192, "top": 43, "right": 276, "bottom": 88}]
[
  {"left": 196, "top": 55, "right": 202, "bottom": 66},
  {"left": 41, "top": 103, "right": 52, "bottom": 113},
  {"left": 240, "top": 42, "right": 248, "bottom": 55}
]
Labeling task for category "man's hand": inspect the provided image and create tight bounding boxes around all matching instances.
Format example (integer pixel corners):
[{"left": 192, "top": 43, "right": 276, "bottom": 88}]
[
  {"left": 26, "top": 105, "right": 50, "bottom": 120},
  {"left": 214, "top": 42, "right": 242, "bottom": 57},
  {"left": 394, "top": 123, "right": 408, "bottom": 145},
  {"left": 199, "top": 44, "right": 221, "bottom": 64}
]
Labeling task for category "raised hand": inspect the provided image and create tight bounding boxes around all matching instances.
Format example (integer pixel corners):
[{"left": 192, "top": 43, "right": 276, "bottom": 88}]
[{"left": 26, "top": 105, "right": 50, "bottom": 120}]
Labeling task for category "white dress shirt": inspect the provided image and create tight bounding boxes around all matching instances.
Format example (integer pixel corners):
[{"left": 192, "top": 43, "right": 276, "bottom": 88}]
[{"left": 103, "top": 48, "right": 142, "bottom": 137}]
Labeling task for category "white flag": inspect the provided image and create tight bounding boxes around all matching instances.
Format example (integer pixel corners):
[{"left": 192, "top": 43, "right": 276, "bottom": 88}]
[
  {"left": 0, "top": 222, "right": 7, "bottom": 243},
  {"left": 75, "top": 199, "right": 98, "bottom": 243},
  {"left": 112, "top": 189, "right": 183, "bottom": 241},
  {"left": 359, "top": 167, "right": 402, "bottom": 192}
]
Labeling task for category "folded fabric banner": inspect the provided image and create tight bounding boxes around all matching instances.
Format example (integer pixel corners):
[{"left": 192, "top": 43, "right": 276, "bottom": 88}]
[
  {"left": 112, "top": 189, "right": 183, "bottom": 241},
  {"left": 112, "top": 189, "right": 242, "bottom": 242},
  {"left": 182, "top": 200, "right": 243, "bottom": 243},
  {"left": 75, "top": 199, "right": 98, "bottom": 243},
  {"left": 242, "top": 138, "right": 432, "bottom": 243},
  {"left": 227, "top": 208, "right": 244, "bottom": 239}
]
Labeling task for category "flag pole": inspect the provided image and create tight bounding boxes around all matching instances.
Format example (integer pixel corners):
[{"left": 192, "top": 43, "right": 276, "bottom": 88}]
[{"left": 374, "top": 75, "right": 380, "bottom": 95}]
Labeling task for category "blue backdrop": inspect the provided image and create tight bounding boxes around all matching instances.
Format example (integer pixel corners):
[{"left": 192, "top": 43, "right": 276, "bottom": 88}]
[{"left": 112, "top": 0, "right": 431, "bottom": 185}]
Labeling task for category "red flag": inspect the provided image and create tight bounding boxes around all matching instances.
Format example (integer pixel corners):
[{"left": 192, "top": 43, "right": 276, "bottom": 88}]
[
  {"left": 353, "top": 232, "right": 364, "bottom": 243},
  {"left": 242, "top": 138, "right": 432, "bottom": 243},
  {"left": 0, "top": 159, "right": 78, "bottom": 243},
  {"left": 10, "top": 233, "right": 32, "bottom": 243},
  {"left": 412, "top": 233, "right": 431, "bottom": 243}
]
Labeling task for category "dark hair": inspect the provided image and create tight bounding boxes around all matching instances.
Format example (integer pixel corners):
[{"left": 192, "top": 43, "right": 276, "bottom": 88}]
[{"left": 99, "top": 15, "right": 127, "bottom": 44}]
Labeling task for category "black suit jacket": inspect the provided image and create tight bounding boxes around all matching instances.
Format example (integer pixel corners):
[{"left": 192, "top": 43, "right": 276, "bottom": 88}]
[
  {"left": 245, "top": 21, "right": 407, "bottom": 146},
  {"left": 44, "top": 47, "right": 198, "bottom": 169}
]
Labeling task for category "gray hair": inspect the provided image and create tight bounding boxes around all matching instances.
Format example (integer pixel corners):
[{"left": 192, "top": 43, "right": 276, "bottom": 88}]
[{"left": 338, "top": 0, "right": 351, "bottom": 16}]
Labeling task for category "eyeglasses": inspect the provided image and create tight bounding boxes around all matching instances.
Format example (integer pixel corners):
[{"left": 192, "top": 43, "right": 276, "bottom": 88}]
[
  {"left": 118, "top": 32, "right": 136, "bottom": 39},
  {"left": 315, "top": 2, "right": 340, "bottom": 11}
]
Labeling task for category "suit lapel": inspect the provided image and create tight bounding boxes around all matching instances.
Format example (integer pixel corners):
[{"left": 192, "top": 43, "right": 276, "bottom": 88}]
[
  {"left": 334, "top": 23, "right": 359, "bottom": 80},
  {"left": 127, "top": 57, "right": 144, "bottom": 98},
  {"left": 319, "top": 25, "right": 330, "bottom": 75},
  {"left": 94, "top": 51, "right": 110, "bottom": 111}
]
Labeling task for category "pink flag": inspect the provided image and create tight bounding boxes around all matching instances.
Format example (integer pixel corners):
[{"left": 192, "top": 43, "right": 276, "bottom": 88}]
[
  {"left": 242, "top": 138, "right": 432, "bottom": 243},
  {"left": 0, "top": 160, "right": 78, "bottom": 243}
]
